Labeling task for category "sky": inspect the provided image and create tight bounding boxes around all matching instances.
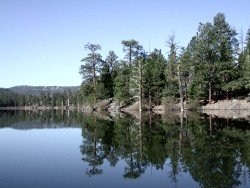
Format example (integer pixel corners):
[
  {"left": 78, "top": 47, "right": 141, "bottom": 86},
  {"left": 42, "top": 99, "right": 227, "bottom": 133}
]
[{"left": 0, "top": 0, "right": 249, "bottom": 88}]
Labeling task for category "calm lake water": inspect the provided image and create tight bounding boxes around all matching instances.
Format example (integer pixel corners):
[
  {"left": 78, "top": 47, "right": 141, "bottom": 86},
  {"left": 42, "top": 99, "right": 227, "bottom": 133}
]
[{"left": 0, "top": 110, "right": 249, "bottom": 188}]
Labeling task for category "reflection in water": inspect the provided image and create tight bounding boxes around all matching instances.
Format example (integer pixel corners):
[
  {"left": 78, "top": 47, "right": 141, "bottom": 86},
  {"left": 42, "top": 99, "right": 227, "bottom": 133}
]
[
  {"left": 0, "top": 110, "right": 249, "bottom": 187},
  {"left": 79, "top": 112, "right": 250, "bottom": 187},
  {"left": 0, "top": 110, "right": 81, "bottom": 129}
]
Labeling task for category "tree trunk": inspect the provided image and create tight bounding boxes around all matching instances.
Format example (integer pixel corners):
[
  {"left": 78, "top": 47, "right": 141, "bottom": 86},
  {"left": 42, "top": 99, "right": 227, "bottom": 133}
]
[
  {"left": 138, "top": 59, "right": 143, "bottom": 113},
  {"left": 179, "top": 111, "right": 184, "bottom": 145},
  {"left": 209, "top": 115, "right": 212, "bottom": 133},
  {"left": 209, "top": 81, "right": 212, "bottom": 104},
  {"left": 129, "top": 46, "right": 132, "bottom": 67},
  {"left": 184, "top": 83, "right": 188, "bottom": 109},
  {"left": 148, "top": 91, "right": 152, "bottom": 110},
  {"left": 148, "top": 111, "right": 152, "bottom": 130},
  {"left": 139, "top": 112, "right": 143, "bottom": 161},
  {"left": 93, "top": 65, "right": 97, "bottom": 103},
  {"left": 177, "top": 65, "right": 184, "bottom": 111}
]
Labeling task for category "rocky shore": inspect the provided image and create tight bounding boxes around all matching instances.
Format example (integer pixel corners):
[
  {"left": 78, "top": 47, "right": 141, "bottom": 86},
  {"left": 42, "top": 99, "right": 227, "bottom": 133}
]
[
  {"left": 1, "top": 99, "right": 249, "bottom": 117},
  {"left": 201, "top": 99, "right": 250, "bottom": 110},
  {"left": 200, "top": 99, "right": 250, "bottom": 119}
]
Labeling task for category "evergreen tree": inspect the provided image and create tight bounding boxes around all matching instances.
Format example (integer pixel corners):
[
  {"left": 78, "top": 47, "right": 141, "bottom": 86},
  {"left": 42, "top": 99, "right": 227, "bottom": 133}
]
[
  {"left": 185, "top": 36, "right": 202, "bottom": 101},
  {"left": 235, "top": 28, "right": 250, "bottom": 94},
  {"left": 143, "top": 49, "right": 166, "bottom": 106},
  {"left": 114, "top": 61, "right": 131, "bottom": 104},
  {"left": 213, "top": 13, "right": 239, "bottom": 99},
  {"left": 80, "top": 80, "right": 95, "bottom": 104},
  {"left": 195, "top": 22, "right": 217, "bottom": 103},
  {"left": 98, "top": 51, "right": 119, "bottom": 99},
  {"left": 118, "top": 39, "right": 143, "bottom": 105},
  {"left": 243, "top": 28, "right": 250, "bottom": 89},
  {"left": 105, "top": 51, "right": 119, "bottom": 76},
  {"left": 164, "top": 34, "right": 179, "bottom": 98},
  {"left": 79, "top": 43, "right": 103, "bottom": 103},
  {"left": 178, "top": 47, "right": 192, "bottom": 104},
  {"left": 130, "top": 51, "right": 147, "bottom": 111},
  {"left": 97, "top": 63, "right": 113, "bottom": 99},
  {"left": 121, "top": 39, "right": 143, "bottom": 67}
]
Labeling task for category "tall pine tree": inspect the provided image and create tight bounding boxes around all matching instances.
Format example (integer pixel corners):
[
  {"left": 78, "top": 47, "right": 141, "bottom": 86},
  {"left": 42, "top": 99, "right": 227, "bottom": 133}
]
[{"left": 79, "top": 43, "right": 103, "bottom": 103}]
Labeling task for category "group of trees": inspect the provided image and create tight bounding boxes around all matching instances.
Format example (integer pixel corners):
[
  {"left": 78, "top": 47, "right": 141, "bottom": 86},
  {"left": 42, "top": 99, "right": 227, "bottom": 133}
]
[
  {"left": 79, "top": 13, "right": 250, "bottom": 109},
  {"left": 0, "top": 88, "right": 78, "bottom": 107}
]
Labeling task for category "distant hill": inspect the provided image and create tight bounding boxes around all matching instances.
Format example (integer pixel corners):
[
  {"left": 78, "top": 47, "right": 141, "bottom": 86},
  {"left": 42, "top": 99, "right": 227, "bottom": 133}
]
[
  {"left": 0, "top": 88, "right": 14, "bottom": 94},
  {"left": 7, "top": 85, "right": 80, "bottom": 95}
]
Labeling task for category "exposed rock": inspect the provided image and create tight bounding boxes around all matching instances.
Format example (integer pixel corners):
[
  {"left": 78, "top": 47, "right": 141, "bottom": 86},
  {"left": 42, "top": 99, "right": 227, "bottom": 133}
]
[
  {"left": 202, "top": 99, "right": 250, "bottom": 110},
  {"left": 201, "top": 99, "right": 250, "bottom": 119},
  {"left": 152, "top": 105, "right": 165, "bottom": 114},
  {"left": 108, "top": 100, "right": 121, "bottom": 113},
  {"left": 202, "top": 110, "right": 250, "bottom": 120},
  {"left": 122, "top": 101, "right": 139, "bottom": 111},
  {"left": 81, "top": 105, "right": 93, "bottom": 113},
  {"left": 96, "top": 99, "right": 111, "bottom": 112}
]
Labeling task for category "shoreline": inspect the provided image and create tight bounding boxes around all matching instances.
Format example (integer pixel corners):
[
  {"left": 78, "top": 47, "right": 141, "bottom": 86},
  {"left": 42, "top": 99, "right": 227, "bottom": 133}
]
[{"left": 1, "top": 99, "right": 249, "bottom": 116}]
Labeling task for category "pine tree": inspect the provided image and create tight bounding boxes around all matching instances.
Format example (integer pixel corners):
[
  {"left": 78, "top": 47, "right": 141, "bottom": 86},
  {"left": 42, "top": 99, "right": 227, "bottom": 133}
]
[
  {"left": 114, "top": 61, "right": 131, "bottom": 104},
  {"left": 164, "top": 34, "right": 179, "bottom": 98},
  {"left": 79, "top": 43, "right": 103, "bottom": 103},
  {"left": 129, "top": 51, "right": 147, "bottom": 111},
  {"left": 121, "top": 39, "right": 143, "bottom": 67},
  {"left": 98, "top": 51, "right": 119, "bottom": 99},
  {"left": 143, "top": 49, "right": 166, "bottom": 106},
  {"left": 213, "top": 13, "right": 239, "bottom": 99},
  {"left": 98, "top": 62, "right": 113, "bottom": 99},
  {"left": 178, "top": 47, "right": 192, "bottom": 108},
  {"left": 117, "top": 39, "right": 143, "bottom": 105},
  {"left": 244, "top": 28, "right": 250, "bottom": 89}
]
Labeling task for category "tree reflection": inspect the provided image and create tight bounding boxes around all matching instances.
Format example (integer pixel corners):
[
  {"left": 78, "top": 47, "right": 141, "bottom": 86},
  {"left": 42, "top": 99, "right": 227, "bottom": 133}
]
[
  {"left": 77, "top": 111, "right": 250, "bottom": 186},
  {"left": 0, "top": 110, "right": 249, "bottom": 186},
  {"left": 181, "top": 114, "right": 249, "bottom": 187},
  {"left": 0, "top": 111, "right": 250, "bottom": 187},
  {"left": 0, "top": 110, "right": 82, "bottom": 129},
  {"left": 80, "top": 115, "right": 105, "bottom": 176}
]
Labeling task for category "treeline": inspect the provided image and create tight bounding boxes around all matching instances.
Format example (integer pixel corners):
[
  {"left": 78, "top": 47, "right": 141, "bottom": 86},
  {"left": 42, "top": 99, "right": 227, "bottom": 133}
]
[
  {"left": 79, "top": 12, "right": 250, "bottom": 109},
  {"left": 0, "top": 88, "right": 79, "bottom": 107}
]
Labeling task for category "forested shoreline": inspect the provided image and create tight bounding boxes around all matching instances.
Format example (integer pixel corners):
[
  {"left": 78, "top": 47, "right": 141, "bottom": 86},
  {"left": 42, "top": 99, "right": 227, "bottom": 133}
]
[
  {"left": 1, "top": 13, "right": 250, "bottom": 111},
  {"left": 78, "top": 12, "right": 250, "bottom": 111}
]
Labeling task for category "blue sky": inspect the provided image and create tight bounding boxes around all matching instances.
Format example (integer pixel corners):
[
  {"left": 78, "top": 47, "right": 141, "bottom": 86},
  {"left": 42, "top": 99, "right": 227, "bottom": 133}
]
[{"left": 0, "top": 0, "right": 249, "bottom": 88}]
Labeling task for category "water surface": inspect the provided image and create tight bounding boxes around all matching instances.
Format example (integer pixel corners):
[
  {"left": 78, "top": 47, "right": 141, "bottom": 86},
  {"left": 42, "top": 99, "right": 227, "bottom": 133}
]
[{"left": 0, "top": 110, "right": 249, "bottom": 188}]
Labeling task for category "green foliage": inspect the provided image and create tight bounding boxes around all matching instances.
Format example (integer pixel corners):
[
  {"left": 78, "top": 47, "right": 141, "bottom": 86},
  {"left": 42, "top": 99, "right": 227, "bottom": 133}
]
[
  {"left": 113, "top": 61, "right": 131, "bottom": 103},
  {"left": 164, "top": 34, "right": 179, "bottom": 98},
  {"left": 187, "top": 13, "right": 242, "bottom": 101},
  {"left": 79, "top": 80, "right": 95, "bottom": 104},
  {"left": 213, "top": 13, "right": 239, "bottom": 96},
  {"left": 121, "top": 39, "right": 143, "bottom": 67},
  {"left": 97, "top": 51, "right": 119, "bottom": 99},
  {"left": 162, "top": 96, "right": 178, "bottom": 110},
  {"left": 187, "top": 99, "right": 201, "bottom": 110},
  {"left": 242, "top": 28, "right": 250, "bottom": 89},
  {"left": 143, "top": 49, "right": 166, "bottom": 105},
  {"left": 79, "top": 43, "right": 103, "bottom": 102}
]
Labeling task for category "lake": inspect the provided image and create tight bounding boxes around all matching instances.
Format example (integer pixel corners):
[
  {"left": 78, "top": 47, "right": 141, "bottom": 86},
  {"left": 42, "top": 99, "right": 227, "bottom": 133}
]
[{"left": 0, "top": 110, "right": 249, "bottom": 188}]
